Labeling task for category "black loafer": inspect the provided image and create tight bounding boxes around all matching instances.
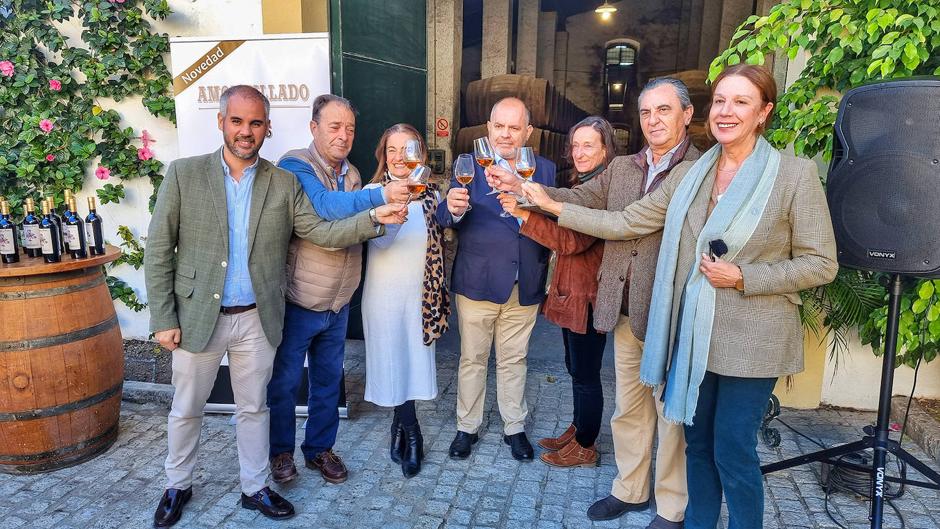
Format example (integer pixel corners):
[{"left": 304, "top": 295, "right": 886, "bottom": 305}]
[
  {"left": 240, "top": 487, "right": 295, "bottom": 520},
  {"left": 503, "top": 432, "right": 534, "bottom": 461},
  {"left": 448, "top": 431, "right": 479, "bottom": 459},
  {"left": 153, "top": 487, "right": 192, "bottom": 528},
  {"left": 586, "top": 495, "right": 650, "bottom": 521}
]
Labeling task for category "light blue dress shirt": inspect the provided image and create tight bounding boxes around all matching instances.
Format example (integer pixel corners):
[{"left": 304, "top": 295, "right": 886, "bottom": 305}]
[
  {"left": 644, "top": 141, "right": 683, "bottom": 192},
  {"left": 220, "top": 151, "right": 259, "bottom": 307}
]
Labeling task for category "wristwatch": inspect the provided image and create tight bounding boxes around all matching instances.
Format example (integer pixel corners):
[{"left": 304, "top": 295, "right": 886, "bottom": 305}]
[
  {"left": 368, "top": 207, "right": 380, "bottom": 226},
  {"left": 735, "top": 266, "right": 745, "bottom": 291}
]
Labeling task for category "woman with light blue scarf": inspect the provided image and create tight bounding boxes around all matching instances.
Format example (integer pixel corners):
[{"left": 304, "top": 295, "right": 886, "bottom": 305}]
[{"left": 521, "top": 64, "right": 839, "bottom": 529}]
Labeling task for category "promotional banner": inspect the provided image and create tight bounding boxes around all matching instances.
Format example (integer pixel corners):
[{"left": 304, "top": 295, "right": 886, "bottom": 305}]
[
  {"left": 169, "top": 34, "right": 336, "bottom": 416},
  {"left": 170, "top": 33, "right": 330, "bottom": 161}
]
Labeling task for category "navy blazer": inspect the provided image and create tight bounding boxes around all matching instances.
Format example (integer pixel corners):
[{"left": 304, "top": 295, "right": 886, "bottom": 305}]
[{"left": 436, "top": 154, "right": 555, "bottom": 306}]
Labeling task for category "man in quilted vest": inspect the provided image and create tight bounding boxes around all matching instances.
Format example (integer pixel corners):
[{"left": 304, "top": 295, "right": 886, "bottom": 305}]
[{"left": 267, "top": 94, "right": 410, "bottom": 485}]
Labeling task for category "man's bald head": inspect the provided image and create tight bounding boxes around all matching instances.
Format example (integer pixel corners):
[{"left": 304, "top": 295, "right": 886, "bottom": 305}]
[{"left": 487, "top": 97, "right": 534, "bottom": 159}]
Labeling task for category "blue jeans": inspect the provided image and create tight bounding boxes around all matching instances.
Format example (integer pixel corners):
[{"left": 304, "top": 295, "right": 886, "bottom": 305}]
[
  {"left": 684, "top": 371, "right": 777, "bottom": 529},
  {"left": 267, "top": 302, "right": 349, "bottom": 460}
]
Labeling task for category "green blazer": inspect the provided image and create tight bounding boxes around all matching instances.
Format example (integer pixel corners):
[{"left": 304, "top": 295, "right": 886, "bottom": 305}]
[{"left": 144, "top": 148, "right": 381, "bottom": 352}]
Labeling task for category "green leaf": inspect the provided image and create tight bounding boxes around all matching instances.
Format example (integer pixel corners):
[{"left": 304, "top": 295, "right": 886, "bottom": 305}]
[
  {"left": 919, "top": 281, "right": 935, "bottom": 300},
  {"left": 928, "top": 304, "right": 940, "bottom": 322},
  {"left": 727, "top": 53, "right": 741, "bottom": 66},
  {"left": 913, "top": 298, "right": 928, "bottom": 314}
]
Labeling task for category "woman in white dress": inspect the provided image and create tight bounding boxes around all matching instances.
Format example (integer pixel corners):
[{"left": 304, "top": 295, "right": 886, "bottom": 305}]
[{"left": 362, "top": 123, "right": 450, "bottom": 478}]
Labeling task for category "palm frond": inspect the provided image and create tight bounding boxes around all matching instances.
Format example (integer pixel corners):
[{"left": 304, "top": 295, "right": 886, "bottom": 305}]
[{"left": 800, "top": 268, "right": 884, "bottom": 369}]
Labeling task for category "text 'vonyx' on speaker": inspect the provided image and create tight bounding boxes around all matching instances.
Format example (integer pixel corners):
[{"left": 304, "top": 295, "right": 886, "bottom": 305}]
[{"left": 826, "top": 77, "right": 940, "bottom": 277}]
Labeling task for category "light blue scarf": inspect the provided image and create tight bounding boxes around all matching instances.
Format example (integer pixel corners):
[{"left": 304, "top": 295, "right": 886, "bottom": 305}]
[{"left": 639, "top": 137, "right": 780, "bottom": 424}]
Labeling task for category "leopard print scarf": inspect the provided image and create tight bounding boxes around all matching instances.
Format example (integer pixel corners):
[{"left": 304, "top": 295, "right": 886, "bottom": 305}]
[{"left": 384, "top": 174, "right": 451, "bottom": 345}]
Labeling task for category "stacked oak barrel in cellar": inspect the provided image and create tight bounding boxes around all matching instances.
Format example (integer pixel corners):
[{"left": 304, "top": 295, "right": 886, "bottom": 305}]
[{"left": 457, "top": 74, "right": 589, "bottom": 175}]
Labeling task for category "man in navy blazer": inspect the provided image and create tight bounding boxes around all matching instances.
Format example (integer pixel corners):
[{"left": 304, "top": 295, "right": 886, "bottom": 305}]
[{"left": 436, "top": 97, "right": 554, "bottom": 461}]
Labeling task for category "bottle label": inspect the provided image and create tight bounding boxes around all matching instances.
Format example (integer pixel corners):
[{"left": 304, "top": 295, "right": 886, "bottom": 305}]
[
  {"left": 86, "top": 223, "right": 96, "bottom": 246},
  {"left": 0, "top": 227, "right": 14, "bottom": 254},
  {"left": 40, "top": 229, "right": 53, "bottom": 254},
  {"left": 23, "top": 225, "right": 41, "bottom": 249},
  {"left": 66, "top": 225, "right": 80, "bottom": 248}
]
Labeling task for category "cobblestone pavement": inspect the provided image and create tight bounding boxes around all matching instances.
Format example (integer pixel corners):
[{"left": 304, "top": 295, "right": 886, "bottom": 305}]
[{"left": 2, "top": 320, "right": 940, "bottom": 529}]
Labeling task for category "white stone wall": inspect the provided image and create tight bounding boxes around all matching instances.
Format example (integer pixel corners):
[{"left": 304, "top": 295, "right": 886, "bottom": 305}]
[{"left": 821, "top": 333, "right": 940, "bottom": 410}]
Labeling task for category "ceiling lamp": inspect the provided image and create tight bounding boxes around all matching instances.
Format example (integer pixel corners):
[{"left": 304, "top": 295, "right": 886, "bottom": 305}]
[{"left": 595, "top": 1, "right": 617, "bottom": 20}]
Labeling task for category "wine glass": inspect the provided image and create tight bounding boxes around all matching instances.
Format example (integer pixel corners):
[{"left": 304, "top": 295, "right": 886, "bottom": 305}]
[
  {"left": 514, "top": 147, "right": 536, "bottom": 181},
  {"left": 454, "top": 153, "right": 474, "bottom": 212},
  {"left": 402, "top": 165, "right": 430, "bottom": 210},
  {"left": 473, "top": 137, "right": 500, "bottom": 195},
  {"left": 404, "top": 139, "right": 422, "bottom": 171}
]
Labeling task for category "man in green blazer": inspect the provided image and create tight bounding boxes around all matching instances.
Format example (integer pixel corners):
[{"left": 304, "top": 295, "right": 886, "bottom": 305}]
[{"left": 145, "top": 85, "right": 406, "bottom": 528}]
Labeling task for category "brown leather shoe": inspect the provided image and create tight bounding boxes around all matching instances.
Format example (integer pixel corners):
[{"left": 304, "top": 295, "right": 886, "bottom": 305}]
[
  {"left": 537, "top": 424, "right": 576, "bottom": 451},
  {"left": 540, "top": 439, "right": 598, "bottom": 468},
  {"left": 270, "top": 452, "right": 298, "bottom": 484},
  {"left": 305, "top": 449, "right": 348, "bottom": 484}
]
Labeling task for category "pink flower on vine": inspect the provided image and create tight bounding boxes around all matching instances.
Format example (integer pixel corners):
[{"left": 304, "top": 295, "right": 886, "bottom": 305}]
[
  {"left": 46, "top": 154, "right": 56, "bottom": 162},
  {"left": 141, "top": 129, "right": 155, "bottom": 148},
  {"left": 108, "top": 0, "right": 126, "bottom": 3},
  {"left": 95, "top": 166, "right": 111, "bottom": 180},
  {"left": 0, "top": 61, "right": 13, "bottom": 78},
  {"left": 137, "top": 147, "right": 153, "bottom": 161},
  {"left": 49, "top": 79, "right": 62, "bottom": 91},
  {"left": 39, "top": 119, "right": 54, "bottom": 133}
]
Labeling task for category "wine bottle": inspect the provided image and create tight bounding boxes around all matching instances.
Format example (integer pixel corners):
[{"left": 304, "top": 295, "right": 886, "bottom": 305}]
[
  {"left": 65, "top": 196, "right": 87, "bottom": 259},
  {"left": 21, "top": 197, "right": 42, "bottom": 258},
  {"left": 85, "top": 196, "right": 105, "bottom": 255},
  {"left": 39, "top": 200, "right": 62, "bottom": 263},
  {"left": 0, "top": 200, "right": 20, "bottom": 264},
  {"left": 61, "top": 191, "right": 74, "bottom": 253},
  {"left": 46, "top": 197, "right": 65, "bottom": 253}
]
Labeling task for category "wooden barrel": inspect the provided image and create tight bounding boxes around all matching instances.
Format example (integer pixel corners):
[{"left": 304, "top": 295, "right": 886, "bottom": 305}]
[
  {"left": 466, "top": 75, "right": 552, "bottom": 129},
  {"left": 0, "top": 246, "right": 124, "bottom": 474},
  {"left": 465, "top": 74, "right": 589, "bottom": 133}
]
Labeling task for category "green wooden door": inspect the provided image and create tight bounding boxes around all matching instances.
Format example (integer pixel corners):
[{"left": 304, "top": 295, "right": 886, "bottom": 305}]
[{"left": 330, "top": 0, "right": 427, "bottom": 179}]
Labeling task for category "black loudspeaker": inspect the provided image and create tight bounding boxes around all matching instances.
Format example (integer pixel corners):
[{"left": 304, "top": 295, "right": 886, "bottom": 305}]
[{"left": 826, "top": 78, "right": 940, "bottom": 277}]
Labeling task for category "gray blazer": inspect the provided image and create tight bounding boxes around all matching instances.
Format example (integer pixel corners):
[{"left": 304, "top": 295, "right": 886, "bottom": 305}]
[
  {"left": 545, "top": 142, "right": 700, "bottom": 338},
  {"left": 145, "top": 148, "right": 381, "bottom": 353},
  {"left": 557, "top": 152, "right": 838, "bottom": 378}
]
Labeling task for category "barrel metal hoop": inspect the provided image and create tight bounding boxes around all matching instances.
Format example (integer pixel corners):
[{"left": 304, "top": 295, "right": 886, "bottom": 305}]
[
  {"left": 0, "top": 422, "right": 119, "bottom": 465},
  {"left": 0, "top": 265, "right": 100, "bottom": 286},
  {"left": 0, "top": 382, "right": 122, "bottom": 422},
  {"left": 0, "top": 273, "right": 105, "bottom": 300},
  {"left": 0, "top": 315, "right": 118, "bottom": 352}
]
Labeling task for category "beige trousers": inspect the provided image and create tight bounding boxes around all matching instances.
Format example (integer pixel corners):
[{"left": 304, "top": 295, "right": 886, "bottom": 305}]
[
  {"left": 165, "top": 309, "right": 274, "bottom": 495},
  {"left": 454, "top": 285, "right": 539, "bottom": 435},
  {"left": 611, "top": 315, "right": 688, "bottom": 522}
]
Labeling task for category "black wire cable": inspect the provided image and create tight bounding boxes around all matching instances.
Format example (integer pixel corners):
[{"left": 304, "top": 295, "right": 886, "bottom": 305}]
[{"left": 765, "top": 351, "right": 927, "bottom": 529}]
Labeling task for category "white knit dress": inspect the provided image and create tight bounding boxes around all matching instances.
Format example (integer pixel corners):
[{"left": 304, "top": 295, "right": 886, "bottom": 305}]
[{"left": 361, "top": 183, "right": 438, "bottom": 407}]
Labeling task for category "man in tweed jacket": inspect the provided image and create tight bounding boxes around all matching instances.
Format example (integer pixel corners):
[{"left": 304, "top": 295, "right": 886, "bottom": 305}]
[
  {"left": 145, "top": 86, "right": 404, "bottom": 527},
  {"left": 489, "top": 78, "right": 699, "bottom": 528}
]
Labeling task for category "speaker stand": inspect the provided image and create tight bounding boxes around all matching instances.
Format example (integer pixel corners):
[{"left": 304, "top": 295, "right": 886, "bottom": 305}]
[{"left": 761, "top": 274, "right": 940, "bottom": 529}]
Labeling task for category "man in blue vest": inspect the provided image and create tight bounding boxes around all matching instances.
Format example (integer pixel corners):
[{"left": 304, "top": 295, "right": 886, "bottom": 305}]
[{"left": 436, "top": 97, "right": 554, "bottom": 461}]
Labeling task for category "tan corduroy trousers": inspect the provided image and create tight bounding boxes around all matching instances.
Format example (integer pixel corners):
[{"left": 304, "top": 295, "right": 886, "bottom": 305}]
[
  {"left": 611, "top": 315, "right": 688, "bottom": 522},
  {"left": 454, "top": 285, "right": 539, "bottom": 436}
]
